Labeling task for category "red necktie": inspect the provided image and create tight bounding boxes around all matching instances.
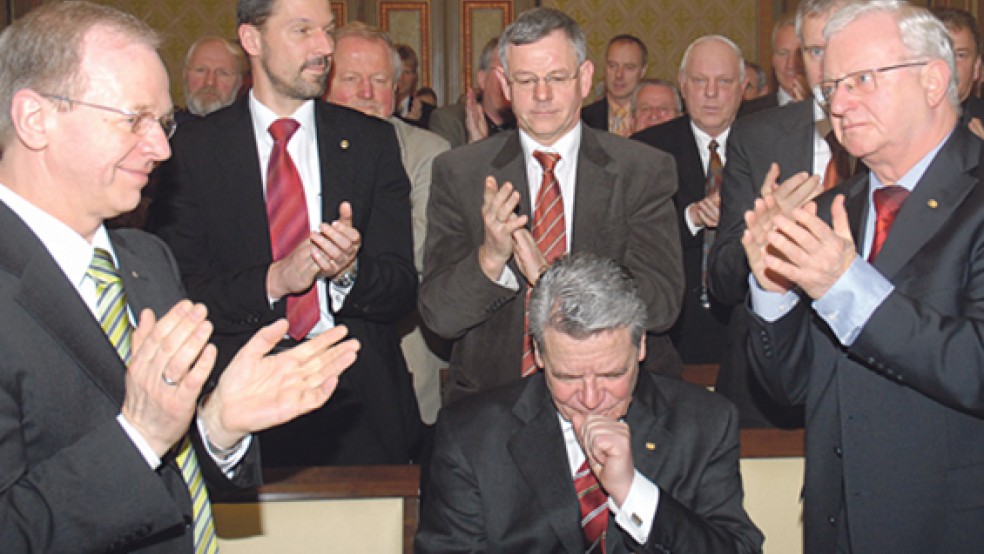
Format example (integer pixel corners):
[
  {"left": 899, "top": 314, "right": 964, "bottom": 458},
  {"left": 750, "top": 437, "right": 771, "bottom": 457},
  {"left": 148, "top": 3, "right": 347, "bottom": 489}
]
[
  {"left": 266, "top": 118, "right": 319, "bottom": 340},
  {"left": 574, "top": 460, "right": 608, "bottom": 553},
  {"left": 868, "top": 186, "right": 909, "bottom": 262},
  {"left": 521, "top": 150, "right": 565, "bottom": 377}
]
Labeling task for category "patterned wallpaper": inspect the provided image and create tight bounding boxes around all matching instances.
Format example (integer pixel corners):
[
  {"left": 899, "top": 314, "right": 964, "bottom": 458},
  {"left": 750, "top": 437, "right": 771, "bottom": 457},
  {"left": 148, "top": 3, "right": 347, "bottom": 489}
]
[
  {"left": 91, "top": 0, "right": 759, "bottom": 106},
  {"left": 545, "top": 0, "right": 759, "bottom": 103}
]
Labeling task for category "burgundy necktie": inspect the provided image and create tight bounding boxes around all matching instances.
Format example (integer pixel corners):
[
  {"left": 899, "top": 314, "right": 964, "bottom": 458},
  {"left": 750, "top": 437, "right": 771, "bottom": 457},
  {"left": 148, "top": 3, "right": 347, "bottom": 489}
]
[
  {"left": 574, "top": 460, "right": 608, "bottom": 553},
  {"left": 521, "top": 150, "right": 565, "bottom": 377},
  {"left": 267, "top": 118, "right": 319, "bottom": 340},
  {"left": 868, "top": 186, "right": 909, "bottom": 262},
  {"left": 700, "top": 140, "right": 724, "bottom": 309}
]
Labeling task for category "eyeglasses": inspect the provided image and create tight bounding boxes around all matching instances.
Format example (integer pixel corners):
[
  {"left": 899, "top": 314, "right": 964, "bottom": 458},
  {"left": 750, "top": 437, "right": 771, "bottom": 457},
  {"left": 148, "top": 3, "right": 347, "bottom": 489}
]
[
  {"left": 507, "top": 71, "right": 579, "bottom": 91},
  {"left": 818, "top": 60, "right": 928, "bottom": 107},
  {"left": 41, "top": 94, "right": 177, "bottom": 139}
]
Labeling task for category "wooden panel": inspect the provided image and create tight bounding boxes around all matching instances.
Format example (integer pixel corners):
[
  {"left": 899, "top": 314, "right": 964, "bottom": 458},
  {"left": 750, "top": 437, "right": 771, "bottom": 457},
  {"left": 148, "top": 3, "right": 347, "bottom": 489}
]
[
  {"left": 379, "top": 1, "right": 432, "bottom": 87},
  {"left": 332, "top": 2, "right": 347, "bottom": 25},
  {"left": 460, "top": 1, "right": 512, "bottom": 92}
]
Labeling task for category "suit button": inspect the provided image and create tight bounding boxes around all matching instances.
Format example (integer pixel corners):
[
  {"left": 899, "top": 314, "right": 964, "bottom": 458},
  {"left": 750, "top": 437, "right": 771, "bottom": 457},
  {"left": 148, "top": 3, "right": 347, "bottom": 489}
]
[
  {"left": 834, "top": 446, "right": 842, "bottom": 457},
  {"left": 829, "top": 515, "right": 836, "bottom": 526}
]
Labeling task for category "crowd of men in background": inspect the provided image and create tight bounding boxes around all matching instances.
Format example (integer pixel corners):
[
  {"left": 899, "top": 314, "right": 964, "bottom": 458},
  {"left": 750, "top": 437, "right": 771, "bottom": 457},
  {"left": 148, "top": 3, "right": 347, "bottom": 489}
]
[{"left": 4, "top": 0, "right": 984, "bottom": 551}]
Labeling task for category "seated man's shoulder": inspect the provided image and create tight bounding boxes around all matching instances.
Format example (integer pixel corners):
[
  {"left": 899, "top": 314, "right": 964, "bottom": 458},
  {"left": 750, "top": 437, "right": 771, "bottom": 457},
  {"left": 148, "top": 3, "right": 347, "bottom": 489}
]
[{"left": 433, "top": 129, "right": 512, "bottom": 167}]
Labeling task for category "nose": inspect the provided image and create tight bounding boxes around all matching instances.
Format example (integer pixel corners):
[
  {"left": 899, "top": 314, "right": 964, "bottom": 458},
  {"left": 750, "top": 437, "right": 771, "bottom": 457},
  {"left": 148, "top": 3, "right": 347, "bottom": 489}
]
[
  {"left": 142, "top": 118, "right": 171, "bottom": 162},
  {"left": 827, "top": 82, "right": 853, "bottom": 117},
  {"left": 204, "top": 69, "right": 217, "bottom": 87},
  {"left": 533, "top": 78, "right": 553, "bottom": 101},
  {"left": 706, "top": 79, "right": 719, "bottom": 97},
  {"left": 578, "top": 377, "right": 603, "bottom": 411},
  {"left": 357, "top": 77, "right": 373, "bottom": 99}
]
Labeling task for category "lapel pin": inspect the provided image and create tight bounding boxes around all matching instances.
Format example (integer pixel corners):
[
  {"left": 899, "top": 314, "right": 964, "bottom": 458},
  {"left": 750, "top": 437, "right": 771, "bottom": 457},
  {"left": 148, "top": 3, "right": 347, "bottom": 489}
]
[
  {"left": 645, "top": 442, "right": 656, "bottom": 451},
  {"left": 927, "top": 199, "right": 938, "bottom": 208},
  {"left": 340, "top": 139, "right": 350, "bottom": 150}
]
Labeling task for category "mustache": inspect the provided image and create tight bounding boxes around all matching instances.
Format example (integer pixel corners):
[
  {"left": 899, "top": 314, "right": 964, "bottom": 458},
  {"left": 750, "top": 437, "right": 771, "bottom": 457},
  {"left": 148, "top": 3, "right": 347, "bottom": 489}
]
[{"left": 303, "top": 56, "right": 330, "bottom": 71}]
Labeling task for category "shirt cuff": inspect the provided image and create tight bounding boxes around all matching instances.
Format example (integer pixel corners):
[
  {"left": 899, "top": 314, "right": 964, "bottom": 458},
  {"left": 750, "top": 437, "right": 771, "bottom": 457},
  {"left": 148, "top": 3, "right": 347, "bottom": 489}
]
[
  {"left": 748, "top": 273, "right": 801, "bottom": 322},
  {"left": 117, "top": 413, "right": 162, "bottom": 469},
  {"left": 195, "top": 415, "right": 252, "bottom": 477},
  {"left": 684, "top": 204, "right": 702, "bottom": 236},
  {"left": 608, "top": 469, "right": 659, "bottom": 545},
  {"left": 812, "top": 255, "right": 894, "bottom": 346}
]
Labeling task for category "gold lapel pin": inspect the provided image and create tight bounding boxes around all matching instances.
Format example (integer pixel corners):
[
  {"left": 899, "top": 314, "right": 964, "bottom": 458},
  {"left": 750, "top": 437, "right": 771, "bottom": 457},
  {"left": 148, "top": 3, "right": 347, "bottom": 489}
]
[
  {"left": 927, "top": 199, "right": 938, "bottom": 208},
  {"left": 340, "top": 139, "right": 350, "bottom": 150},
  {"left": 645, "top": 442, "right": 656, "bottom": 451}
]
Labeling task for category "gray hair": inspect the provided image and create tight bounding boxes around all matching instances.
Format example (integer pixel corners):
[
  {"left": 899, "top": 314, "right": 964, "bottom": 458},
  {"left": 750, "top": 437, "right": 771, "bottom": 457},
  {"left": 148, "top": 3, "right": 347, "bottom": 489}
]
[
  {"left": 678, "top": 35, "right": 746, "bottom": 83},
  {"left": 498, "top": 7, "right": 587, "bottom": 75},
  {"left": 825, "top": 0, "right": 959, "bottom": 109},
  {"left": 184, "top": 36, "right": 247, "bottom": 74},
  {"left": 334, "top": 22, "right": 403, "bottom": 84},
  {"left": 529, "top": 254, "right": 647, "bottom": 350},
  {"left": 631, "top": 78, "right": 683, "bottom": 115},
  {"left": 746, "top": 61, "right": 768, "bottom": 90},
  {"left": 0, "top": 1, "right": 160, "bottom": 151}
]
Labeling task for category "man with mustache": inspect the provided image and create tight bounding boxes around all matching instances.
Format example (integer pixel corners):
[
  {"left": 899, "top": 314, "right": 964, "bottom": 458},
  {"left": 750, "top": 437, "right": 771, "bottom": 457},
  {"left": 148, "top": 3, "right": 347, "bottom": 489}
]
[
  {"left": 180, "top": 36, "right": 246, "bottom": 121},
  {"left": 152, "top": 0, "right": 422, "bottom": 466}
]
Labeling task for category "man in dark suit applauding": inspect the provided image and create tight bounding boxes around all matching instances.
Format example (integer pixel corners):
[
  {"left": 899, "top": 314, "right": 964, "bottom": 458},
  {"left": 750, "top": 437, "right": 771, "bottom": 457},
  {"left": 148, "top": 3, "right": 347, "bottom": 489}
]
[
  {"left": 745, "top": 2, "right": 984, "bottom": 551},
  {"left": 152, "top": 0, "right": 421, "bottom": 466},
  {"left": 416, "top": 254, "right": 762, "bottom": 553},
  {"left": 0, "top": 2, "right": 358, "bottom": 551},
  {"left": 419, "top": 7, "right": 683, "bottom": 404}
]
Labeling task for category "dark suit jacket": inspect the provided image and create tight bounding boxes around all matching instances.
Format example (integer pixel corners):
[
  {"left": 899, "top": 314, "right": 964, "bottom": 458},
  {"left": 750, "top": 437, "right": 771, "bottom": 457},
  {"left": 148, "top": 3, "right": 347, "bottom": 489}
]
[
  {"left": 415, "top": 372, "right": 763, "bottom": 553},
  {"left": 705, "top": 101, "right": 815, "bottom": 428},
  {"left": 581, "top": 97, "right": 610, "bottom": 131},
  {"left": 961, "top": 96, "right": 984, "bottom": 127},
  {"left": 0, "top": 204, "right": 260, "bottom": 553},
  {"left": 151, "top": 97, "right": 422, "bottom": 465},
  {"left": 736, "top": 93, "right": 779, "bottom": 118},
  {"left": 748, "top": 126, "right": 984, "bottom": 553},
  {"left": 632, "top": 116, "right": 733, "bottom": 364},
  {"left": 419, "top": 126, "right": 684, "bottom": 402}
]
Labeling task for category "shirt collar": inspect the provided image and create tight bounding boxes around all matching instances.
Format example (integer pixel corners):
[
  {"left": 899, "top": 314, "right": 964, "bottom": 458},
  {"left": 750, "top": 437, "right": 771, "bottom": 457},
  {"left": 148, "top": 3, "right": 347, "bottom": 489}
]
[
  {"left": 868, "top": 129, "right": 953, "bottom": 193},
  {"left": 249, "top": 91, "right": 317, "bottom": 148},
  {"left": 0, "top": 183, "right": 115, "bottom": 289},
  {"left": 519, "top": 122, "right": 582, "bottom": 171},
  {"left": 689, "top": 120, "right": 731, "bottom": 152}
]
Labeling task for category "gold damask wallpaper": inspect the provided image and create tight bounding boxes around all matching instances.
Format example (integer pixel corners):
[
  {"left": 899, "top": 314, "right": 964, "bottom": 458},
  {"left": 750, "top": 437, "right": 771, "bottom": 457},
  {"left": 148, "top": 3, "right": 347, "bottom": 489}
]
[{"left": 88, "top": 0, "right": 759, "bottom": 106}]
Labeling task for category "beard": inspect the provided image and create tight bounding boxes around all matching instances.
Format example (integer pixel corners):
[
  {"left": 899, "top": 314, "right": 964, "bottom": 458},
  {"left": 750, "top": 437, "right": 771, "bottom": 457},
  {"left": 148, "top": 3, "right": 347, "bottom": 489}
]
[
  {"left": 261, "top": 52, "right": 331, "bottom": 101},
  {"left": 186, "top": 85, "right": 235, "bottom": 116}
]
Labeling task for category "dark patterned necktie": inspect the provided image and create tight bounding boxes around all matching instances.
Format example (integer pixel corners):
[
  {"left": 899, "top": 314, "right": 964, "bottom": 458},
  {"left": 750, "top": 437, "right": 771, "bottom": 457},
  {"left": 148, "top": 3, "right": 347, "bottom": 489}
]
[
  {"left": 574, "top": 460, "right": 608, "bottom": 553},
  {"left": 700, "top": 140, "right": 724, "bottom": 309}
]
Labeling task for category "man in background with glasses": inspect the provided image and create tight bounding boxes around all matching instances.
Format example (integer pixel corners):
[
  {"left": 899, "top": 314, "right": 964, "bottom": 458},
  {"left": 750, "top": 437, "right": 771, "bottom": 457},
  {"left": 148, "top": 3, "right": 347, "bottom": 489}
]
[
  {"left": 420, "top": 7, "right": 683, "bottom": 404},
  {"left": 744, "top": 1, "right": 984, "bottom": 552},
  {"left": 0, "top": 2, "right": 359, "bottom": 551}
]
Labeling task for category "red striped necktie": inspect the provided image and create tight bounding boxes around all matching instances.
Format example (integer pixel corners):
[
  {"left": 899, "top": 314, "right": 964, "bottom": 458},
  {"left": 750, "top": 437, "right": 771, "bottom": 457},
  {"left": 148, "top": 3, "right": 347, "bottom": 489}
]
[
  {"left": 266, "top": 118, "right": 319, "bottom": 340},
  {"left": 574, "top": 460, "right": 608, "bottom": 553},
  {"left": 521, "top": 150, "right": 565, "bottom": 376}
]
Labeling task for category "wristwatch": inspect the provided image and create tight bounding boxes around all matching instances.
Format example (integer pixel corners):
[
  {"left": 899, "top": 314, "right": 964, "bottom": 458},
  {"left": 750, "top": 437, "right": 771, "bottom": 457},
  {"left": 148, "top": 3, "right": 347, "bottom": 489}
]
[{"left": 332, "top": 260, "right": 358, "bottom": 288}]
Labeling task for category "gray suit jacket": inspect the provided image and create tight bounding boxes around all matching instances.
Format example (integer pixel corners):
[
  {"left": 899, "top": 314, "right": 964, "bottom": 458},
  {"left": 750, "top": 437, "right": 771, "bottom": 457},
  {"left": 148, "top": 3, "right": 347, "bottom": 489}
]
[
  {"left": 0, "top": 203, "right": 259, "bottom": 553},
  {"left": 416, "top": 372, "right": 763, "bottom": 553},
  {"left": 748, "top": 126, "right": 984, "bottom": 553},
  {"left": 419, "top": 126, "right": 683, "bottom": 402}
]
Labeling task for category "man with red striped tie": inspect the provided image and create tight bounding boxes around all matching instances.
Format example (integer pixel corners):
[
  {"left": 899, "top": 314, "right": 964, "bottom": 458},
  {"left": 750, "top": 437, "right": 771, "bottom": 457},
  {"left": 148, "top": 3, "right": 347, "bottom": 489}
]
[{"left": 416, "top": 253, "right": 762, "bottom": 553}]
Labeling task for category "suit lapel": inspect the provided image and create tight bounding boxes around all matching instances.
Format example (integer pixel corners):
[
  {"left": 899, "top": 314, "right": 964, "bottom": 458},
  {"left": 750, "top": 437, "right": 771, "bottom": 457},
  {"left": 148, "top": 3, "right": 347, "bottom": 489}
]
[
  {"left": 213, "top": 97, "right": 273, "bottom": 259},
  {"left": 774, "top": 101, "right": 817, "bottom": 178},
  {"left": 871, "top": 128, "right": 981, "bottom": 279},
  {"left": 491, "top": 131, "right": 532, "bottom": 217},
  {"left": 624, "top": 375, "right": 677, "bottom": 487},
  {"left": 571, "top": 128, "right": 616, "bottom": 253},
  {"left": 508, "top": 376, "right": 585, "bottom": 554},
  {"left": 0, "top": 205, "right": 127, "bottom": 406}
]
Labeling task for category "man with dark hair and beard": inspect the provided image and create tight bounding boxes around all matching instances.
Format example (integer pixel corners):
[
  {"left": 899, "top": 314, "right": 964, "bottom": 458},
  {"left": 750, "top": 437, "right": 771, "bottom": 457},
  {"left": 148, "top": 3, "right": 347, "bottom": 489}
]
[
  {"left": 151, "top": 0, "right": 423, "bottom": 467},
  {"left": 180, "top": 36, "right": 246, "bottom": 122}
]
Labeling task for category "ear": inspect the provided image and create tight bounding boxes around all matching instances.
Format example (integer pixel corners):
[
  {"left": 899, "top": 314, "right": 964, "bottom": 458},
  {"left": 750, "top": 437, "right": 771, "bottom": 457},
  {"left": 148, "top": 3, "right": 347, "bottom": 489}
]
[
  {"left": 677, "top": 72, "right": 687, "bottom": 101},
  {"left": 11, "top": 89, "right": 51, "bottom": 151},
  {"left": 238, "top": 23, "right": 261, "bottom": 59},
  {"left": 533, "top": 341, "right": 544, "bottom": 369},
  {"left": 577, "top": 59, "right": 594, "bottom": 100},
  {"left": 921, "top": 58, "right": 950, "bottom": 108},
  {"left": 637, "top": 336, "right": 646, "bottom": 362},
  {"left": 974, "top": 57, "right": 982, "bottom": 83},
  {"left": 495, "top": 65, "right": 512, "bottom": 103}
]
